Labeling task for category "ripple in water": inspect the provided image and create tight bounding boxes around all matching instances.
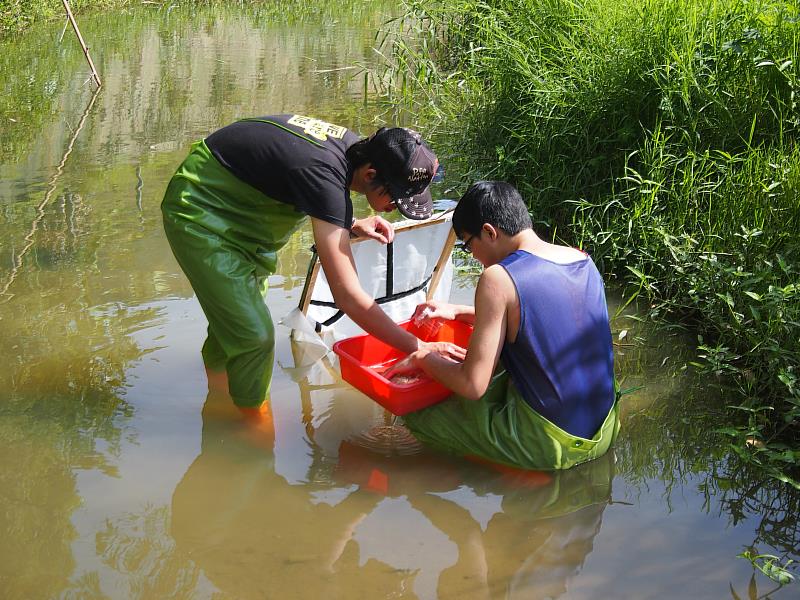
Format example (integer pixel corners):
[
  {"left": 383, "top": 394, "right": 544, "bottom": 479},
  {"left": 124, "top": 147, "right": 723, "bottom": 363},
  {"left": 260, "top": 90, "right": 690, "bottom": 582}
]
[{"left": 350, "top": 421, "right": 424, "bottom": 456}]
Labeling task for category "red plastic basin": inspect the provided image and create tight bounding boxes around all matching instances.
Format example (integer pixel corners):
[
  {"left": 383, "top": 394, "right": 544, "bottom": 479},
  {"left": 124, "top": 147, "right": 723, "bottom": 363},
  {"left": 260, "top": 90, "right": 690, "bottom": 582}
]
[{"left": 333, "top": 319, "right": 473, "bottom": 415}]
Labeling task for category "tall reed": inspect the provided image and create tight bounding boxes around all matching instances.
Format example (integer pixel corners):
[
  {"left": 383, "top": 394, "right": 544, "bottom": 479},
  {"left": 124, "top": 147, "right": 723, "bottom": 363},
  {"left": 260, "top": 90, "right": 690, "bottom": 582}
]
[{"left": 381, "top": 0, "right": 800, "bottom": 485}]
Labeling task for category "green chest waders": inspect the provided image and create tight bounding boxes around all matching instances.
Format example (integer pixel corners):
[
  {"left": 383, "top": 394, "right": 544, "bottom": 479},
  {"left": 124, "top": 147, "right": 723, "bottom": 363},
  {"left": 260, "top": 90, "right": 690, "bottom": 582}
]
[
  {"left": 403, "top": 371, "right": 620, "bottom": 470},
  {"left": 161, "top": 140, "right": 306, "bottom": 407}
]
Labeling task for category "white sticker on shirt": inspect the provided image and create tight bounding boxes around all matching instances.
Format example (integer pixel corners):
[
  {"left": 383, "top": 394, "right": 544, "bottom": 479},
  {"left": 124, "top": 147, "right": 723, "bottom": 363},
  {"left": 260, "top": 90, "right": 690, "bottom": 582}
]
[{"left": 288, "top": 115, "right": 347, "bottom": 141}]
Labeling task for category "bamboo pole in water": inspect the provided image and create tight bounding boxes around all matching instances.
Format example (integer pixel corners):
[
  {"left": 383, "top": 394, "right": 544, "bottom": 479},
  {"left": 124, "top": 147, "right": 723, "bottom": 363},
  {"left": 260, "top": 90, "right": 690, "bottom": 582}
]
[{"left": 61, "top": 0, "right": 102, "bottom": 88}]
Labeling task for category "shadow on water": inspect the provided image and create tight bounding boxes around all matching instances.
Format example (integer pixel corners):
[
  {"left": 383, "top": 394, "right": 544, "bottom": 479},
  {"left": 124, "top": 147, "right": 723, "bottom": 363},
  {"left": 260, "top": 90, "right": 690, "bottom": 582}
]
[{"left": 0, "top": 1, "right": 798, "bottom": 598}]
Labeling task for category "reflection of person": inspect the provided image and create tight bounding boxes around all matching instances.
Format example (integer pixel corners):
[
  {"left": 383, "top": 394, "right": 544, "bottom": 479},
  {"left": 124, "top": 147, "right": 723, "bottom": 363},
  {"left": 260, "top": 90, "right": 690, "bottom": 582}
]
[
  {"left": 392, "top": 181, "right": 619, "bottom": 469},
  {"left": 170, "top": 389, "right": 384, "bottom": 598},
  {"left": 415, "top": 451, "right": 615, "bottom": 598},
  {"left": 161, "top": 114, "right": 463, "bottom": 409},
  {"left": 170, "top": 382, "right": 614, "bottom": 599}
]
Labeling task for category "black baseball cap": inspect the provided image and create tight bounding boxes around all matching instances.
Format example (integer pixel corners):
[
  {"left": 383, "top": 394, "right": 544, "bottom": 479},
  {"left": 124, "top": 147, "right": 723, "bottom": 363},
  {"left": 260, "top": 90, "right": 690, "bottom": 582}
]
[{"left": 366, "top": 127, "right": 439, "bottom": 220}]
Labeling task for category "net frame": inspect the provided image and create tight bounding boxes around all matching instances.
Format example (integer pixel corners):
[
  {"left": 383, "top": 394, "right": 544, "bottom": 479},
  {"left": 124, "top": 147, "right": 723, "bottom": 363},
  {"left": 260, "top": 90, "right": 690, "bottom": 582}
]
[{"left": 295, "top": 211, "right": 456, "bottom": 343}]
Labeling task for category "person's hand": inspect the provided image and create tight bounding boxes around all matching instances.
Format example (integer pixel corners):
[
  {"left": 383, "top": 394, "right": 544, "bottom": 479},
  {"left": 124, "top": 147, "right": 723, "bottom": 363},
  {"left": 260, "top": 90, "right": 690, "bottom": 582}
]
[
  {"left": 382, "top": 354, "right": 420, "bottom": 379},
  {"left": 352, "top": 215, "right": 394, "bottom": 244},
  {"left": 419, "top": 340, "right": 466, "bottom": 362},
  {"left": 383, "top": 341, "right": 465, "bottom": 378},
  {"left": 411, "top": 300, "right": 457, "bottom": 323}
]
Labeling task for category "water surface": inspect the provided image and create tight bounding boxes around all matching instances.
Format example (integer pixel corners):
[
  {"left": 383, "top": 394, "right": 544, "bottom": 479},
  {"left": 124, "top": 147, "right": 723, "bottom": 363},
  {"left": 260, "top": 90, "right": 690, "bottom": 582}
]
[{"left": 1, "top": 3, "right": 797, "bottom": 599}]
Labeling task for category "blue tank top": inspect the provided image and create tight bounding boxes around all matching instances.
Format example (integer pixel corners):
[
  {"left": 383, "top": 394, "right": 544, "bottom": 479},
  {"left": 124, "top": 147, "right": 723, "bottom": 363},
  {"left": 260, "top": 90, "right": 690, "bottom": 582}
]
[{"left": 499, "top": 250, "right": 614, "bottom": 438}]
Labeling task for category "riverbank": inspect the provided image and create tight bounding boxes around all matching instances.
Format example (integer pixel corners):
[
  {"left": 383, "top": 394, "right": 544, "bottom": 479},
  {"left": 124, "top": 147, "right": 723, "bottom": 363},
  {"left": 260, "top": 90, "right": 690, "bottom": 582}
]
[
  {"left": 385, "top": 0, "right": 799, "bottom": 487},
  {"left": 0, "top": 0, "right": 128, "bottom": 35},
  {"left": 1, "top": 0, "right": 379, "bottom": 35}
]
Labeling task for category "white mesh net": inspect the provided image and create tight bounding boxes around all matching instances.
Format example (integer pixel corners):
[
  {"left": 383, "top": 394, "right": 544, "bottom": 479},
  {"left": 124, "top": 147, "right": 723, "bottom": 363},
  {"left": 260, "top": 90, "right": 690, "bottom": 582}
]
[{"left": 282, "top": 212, "right": 454, "bottom": 354}]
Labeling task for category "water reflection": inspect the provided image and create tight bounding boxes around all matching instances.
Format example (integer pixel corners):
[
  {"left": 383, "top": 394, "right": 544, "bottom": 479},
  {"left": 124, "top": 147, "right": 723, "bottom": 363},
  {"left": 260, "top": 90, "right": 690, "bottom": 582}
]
[
  {"left": 0, "top": 87, "right": 100, "bottom": 302},
  {"left": 0, "top": 412, "right": 79, "bottom": 599},
  {"left": 171, "top": 363, "right": 615, "bottom": 599},
  {"left": 1, "top": 3, "right": 396, "bottom": 598}
]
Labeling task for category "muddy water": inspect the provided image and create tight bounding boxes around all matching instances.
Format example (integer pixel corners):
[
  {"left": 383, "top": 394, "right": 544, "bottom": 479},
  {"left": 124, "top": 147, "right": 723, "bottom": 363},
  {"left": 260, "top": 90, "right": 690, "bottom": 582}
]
[{"left": 1, "top": 3, "right": 797, "bottom": 599}]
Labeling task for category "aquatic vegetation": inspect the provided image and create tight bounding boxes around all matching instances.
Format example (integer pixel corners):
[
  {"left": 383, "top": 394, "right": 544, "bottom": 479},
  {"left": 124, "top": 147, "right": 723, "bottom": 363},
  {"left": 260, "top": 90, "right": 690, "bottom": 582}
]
[{"left": 379, "top": 0, "right": 800, "bottom": 486}]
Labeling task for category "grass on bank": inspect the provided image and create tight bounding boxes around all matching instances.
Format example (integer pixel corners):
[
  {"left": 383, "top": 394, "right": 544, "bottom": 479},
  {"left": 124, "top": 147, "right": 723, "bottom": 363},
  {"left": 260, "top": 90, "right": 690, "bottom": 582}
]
[
  {"left": 381, "top": 0, "right": 799, "bottom": 487},
  {"left": 0, "top": 0, "right": 386, "bottom": 36},
  {"left": 0, "top": 0, "right": 128, "bottom": 35}
]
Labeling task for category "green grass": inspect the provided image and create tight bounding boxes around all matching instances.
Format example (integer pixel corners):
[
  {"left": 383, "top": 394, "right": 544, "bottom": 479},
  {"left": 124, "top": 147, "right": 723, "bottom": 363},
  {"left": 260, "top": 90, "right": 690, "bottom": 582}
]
[
  {"left": 380, "top": 0, "right": 800, "bottom": 486},
  {"left": 0, "top": 0, "right": 130, "bottom": 36},
  {"left": 0, "top": 0, "right": 389, "bottom": 36}
]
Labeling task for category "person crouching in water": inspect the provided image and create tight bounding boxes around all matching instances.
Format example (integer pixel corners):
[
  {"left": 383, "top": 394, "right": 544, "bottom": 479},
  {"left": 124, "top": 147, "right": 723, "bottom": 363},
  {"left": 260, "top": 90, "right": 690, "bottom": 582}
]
[{"left": 388, "top": 181, "right": 619, "bottom": 470}]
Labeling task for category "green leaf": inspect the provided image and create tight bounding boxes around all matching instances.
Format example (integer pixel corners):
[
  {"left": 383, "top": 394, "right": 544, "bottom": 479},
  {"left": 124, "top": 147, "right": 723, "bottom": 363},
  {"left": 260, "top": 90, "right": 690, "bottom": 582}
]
[
  {"left": 778, "top": 371, "right": 796, "bottom": 389},
  {"left": 626, "top": 265, "right": 646, "bottom": 281},
  {"left": 769, "top": 472, "right": 800, "bottom": 490},
  {"left": 714, "top": 427, "right": 742, "bottom": 436},
  {"left": 729, "top": 583, "right": 742, "bottom": 600},
  {"left": 759, "top": 558, "right": 795, "bottom": 584},
  {"left": 716, "top": 292, "right": 735, "bottom": 308}
]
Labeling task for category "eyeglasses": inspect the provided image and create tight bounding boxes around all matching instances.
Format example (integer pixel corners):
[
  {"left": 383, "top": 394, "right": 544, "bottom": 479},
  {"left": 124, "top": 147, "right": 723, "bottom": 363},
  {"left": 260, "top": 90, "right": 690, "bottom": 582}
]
[{"left": 457, "top": 233, "right": 477, "bottom": 254}]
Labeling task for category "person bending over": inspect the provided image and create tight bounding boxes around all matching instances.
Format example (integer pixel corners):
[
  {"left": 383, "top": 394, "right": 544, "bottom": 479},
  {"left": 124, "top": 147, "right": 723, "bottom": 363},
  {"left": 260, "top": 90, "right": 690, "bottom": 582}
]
[
  {"left": 162, "top": 114, "right": 464, "bottom": 411},
  {"left": 389, "top": 181, "right": 619, "bottom": 470}
]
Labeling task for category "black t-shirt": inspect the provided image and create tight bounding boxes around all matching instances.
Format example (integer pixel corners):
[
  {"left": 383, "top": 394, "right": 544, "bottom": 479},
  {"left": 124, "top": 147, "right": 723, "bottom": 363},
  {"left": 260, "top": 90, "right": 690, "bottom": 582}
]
[{"left": 205, "top": 114, "right": 361, "bottom": 229}]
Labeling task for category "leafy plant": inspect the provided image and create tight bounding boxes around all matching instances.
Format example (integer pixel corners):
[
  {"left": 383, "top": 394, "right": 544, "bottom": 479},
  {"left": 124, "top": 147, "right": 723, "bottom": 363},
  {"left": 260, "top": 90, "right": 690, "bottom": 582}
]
[
  {"left": 738, "top": 548, "right": 795, "bottom": 585},
  {"left": 378, "top": 0, "right": 800, "bottom": 484}
]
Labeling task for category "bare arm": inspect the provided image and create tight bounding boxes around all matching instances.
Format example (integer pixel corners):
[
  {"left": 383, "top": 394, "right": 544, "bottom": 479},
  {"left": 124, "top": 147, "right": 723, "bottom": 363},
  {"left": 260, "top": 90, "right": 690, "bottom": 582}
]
[
  {"left": 311, "top": 217, "right": 422, "bottom": 354},
  {"left": 410, "top": 299, "right": 475, "bottom": 325},
  {"left": 414, "top": 265, "right": 512, "bottom": 399}
]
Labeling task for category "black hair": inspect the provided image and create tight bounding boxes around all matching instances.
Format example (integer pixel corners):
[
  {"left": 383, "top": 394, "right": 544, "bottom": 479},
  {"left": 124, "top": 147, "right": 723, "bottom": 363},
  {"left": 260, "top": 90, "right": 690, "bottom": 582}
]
[
  {"left": 345, "top": 131, "right": 388, "bottom": 192},
  {"left": 452, "top": 181, "right": 533, "bottom": 238}
]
